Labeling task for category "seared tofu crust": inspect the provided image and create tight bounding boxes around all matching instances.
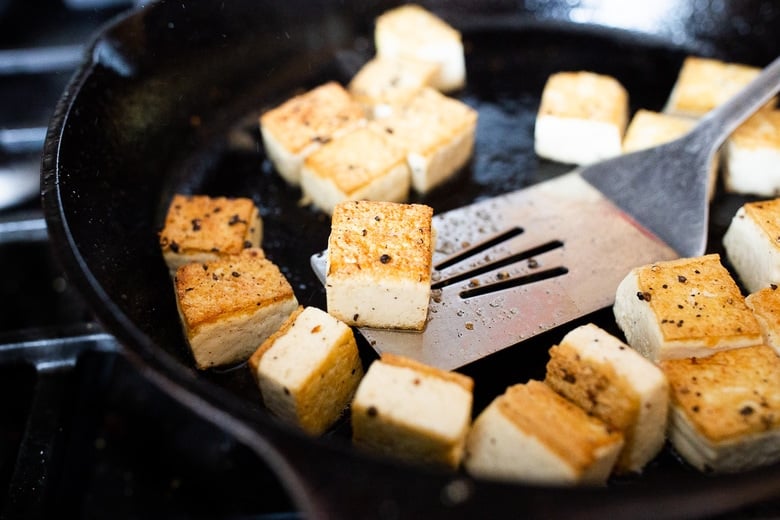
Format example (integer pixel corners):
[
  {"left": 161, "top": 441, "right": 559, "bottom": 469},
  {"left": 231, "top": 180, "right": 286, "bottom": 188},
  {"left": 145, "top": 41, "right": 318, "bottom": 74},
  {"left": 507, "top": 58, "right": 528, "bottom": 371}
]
[
  {"left": 545, "top": 323, "right": 669, "bottom": 474},
  {"left": 635, "top": 255, "right": 757, "bottom": 343},
  {"left": 614, "top": 254, "right": 762, "bottom": 361},
  {"left": 328, "top": 200, "right": 433, "bottom": 282},
  {"left": 174, "top": 248, "right": 298, "bottom": 369},
  {"left": 464, "top": 381, "right": 624, "bottom": 485},
  {"left": 301, "top": 126, "right": 411, "bottom": 214},
  {"left": 159, "top": 194, "right": 261, "bottom": 271},
  {"left": 660, "top": 345, "right": 780, "bottom": 473},
  {"left": 326, "top": 200, "right": 434, "bottom": 329},
  {"left": 259, "top": 82, "right": 365, "bottom": 156},
  {"left": 661, "top": 345, "right": 780, "bottom": 443},
  {"left": 746, "top": 285, "right": 780, "bottom": 355},
  {"left": 175, "top": 248, "right": 293, "bottom": 331},
  {"left": 665, "top": 56, "right": 767, "bottom": 117},
  {"left": 348, "top": 56, "right": 439, "bottom": 114}
]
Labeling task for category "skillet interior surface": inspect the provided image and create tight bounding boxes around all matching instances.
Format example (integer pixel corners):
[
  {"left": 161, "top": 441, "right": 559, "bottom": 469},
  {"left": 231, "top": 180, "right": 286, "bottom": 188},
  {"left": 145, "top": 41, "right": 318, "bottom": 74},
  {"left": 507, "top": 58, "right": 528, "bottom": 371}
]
[{"left": 43, "top": 0, "right": 780, "bottom": 516}]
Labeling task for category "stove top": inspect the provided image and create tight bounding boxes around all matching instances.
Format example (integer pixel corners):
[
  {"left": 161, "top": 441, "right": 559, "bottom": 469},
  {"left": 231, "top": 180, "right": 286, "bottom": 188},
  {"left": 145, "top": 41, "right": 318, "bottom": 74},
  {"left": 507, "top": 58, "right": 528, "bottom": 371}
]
[{"left": 0, "top": 1, "right": 298, "bottom": 517}]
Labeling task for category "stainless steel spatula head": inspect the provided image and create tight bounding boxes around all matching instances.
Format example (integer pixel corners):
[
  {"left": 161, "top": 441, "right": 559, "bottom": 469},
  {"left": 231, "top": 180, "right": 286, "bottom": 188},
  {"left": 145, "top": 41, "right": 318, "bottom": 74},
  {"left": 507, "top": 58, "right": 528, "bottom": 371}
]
[{"left": 311, "top": 56, "right": 780, "bottom": 370}]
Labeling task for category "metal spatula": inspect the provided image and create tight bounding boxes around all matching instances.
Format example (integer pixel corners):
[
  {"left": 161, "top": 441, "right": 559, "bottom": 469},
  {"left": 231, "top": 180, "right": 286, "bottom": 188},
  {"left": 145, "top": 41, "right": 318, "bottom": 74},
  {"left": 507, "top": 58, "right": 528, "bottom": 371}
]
[{"left": 311, "top": 56, "right": 780, "bottom": 370}]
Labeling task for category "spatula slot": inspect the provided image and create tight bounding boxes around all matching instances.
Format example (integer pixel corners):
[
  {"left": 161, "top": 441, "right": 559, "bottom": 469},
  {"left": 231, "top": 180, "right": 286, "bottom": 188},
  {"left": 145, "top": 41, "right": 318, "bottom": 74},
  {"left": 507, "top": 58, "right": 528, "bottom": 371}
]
[
  {"left": 432, "top": 239, "right": 564, "bottom": 290},
  {"left": 434, "top": 226, "right": 524, "bottom": 270},
  {"left": 458, "top": 266, "right": 569, "bottom": 299}
]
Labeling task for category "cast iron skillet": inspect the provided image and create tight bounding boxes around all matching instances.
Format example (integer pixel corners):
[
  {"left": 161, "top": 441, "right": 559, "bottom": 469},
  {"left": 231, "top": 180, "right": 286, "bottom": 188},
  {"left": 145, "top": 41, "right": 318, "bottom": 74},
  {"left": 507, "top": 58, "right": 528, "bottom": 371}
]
[{"left": 42, "top": 0, "right": 780, "bottom": 517}]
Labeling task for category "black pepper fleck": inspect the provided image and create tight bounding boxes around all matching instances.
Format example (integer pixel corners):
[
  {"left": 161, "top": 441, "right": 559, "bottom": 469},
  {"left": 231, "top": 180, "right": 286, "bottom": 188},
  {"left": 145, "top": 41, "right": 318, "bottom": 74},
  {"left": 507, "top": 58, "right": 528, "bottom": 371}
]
[
  {"left": 228, "top": 214, "right": 246, "bottom": 226},
  {"left": 380, "top": 254, "right": 391, "bottom": 264},
  {"left": 637, "top": 291, "right": 652, "bottom": 302}
]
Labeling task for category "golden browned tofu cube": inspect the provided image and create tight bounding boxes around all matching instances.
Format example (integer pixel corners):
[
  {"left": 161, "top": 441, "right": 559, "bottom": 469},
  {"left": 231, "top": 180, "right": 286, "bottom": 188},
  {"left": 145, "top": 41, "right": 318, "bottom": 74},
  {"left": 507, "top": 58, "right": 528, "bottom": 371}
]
[
  {"left": 534, "top": 71, "right": 629, "bottom": 165},
  {"left": 723, "top": 198, "right": 780, "bottom": 293},
  {"left": 724, "top": 110, "right": 780, "bottom": 196},
  {"left": 175, "top": 248, "right": 298, "bottom": 369},
  {"left": 159, "top": 194, "right": 262, "bottom": 274},
  {"left": 300, "top": 126, "right": 410, "bottom": 215},
  {"left": 248, "top": 306, "right": 364, "bottom": 435},
  {"left": 351, "top": 353, "right": 474, "bottom": 470},
  {"left": 613, "top": 254, "right": 762, "bottom": 361},
  {"left": 464, "top": 381, "right": 624, "bottom": 485},
  {"left": 374, "top": 4, "right": 465, "bottom": 92},
  {"left": 326, "top": 200, "right": 434, "bottom": 330},
  {"left": 545, "top": 323, "right": 669, "bottom": 474},
  {"left": 259, "top": 82, "right": 366, "bottom": 186},
  {"left": 372, "top": 87, "right": 477, "bottom": 193},
  {"left": 348, "top": 56, "right": 439, "bottom": 118},
  {"left": 660, "top": 345, "right": 780, "bottom": 473},
  {"left": 664, "top": 56, "right": 771, "bottom": 118}
]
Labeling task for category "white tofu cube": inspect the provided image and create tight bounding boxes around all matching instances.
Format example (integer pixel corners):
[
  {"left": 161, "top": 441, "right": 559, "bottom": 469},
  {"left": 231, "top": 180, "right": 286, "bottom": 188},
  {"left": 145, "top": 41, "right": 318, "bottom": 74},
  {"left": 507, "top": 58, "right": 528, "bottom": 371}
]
[
  {"left": 348, "top": 56, "right": 439, "bottom": 118},
  {"left": 660, "top": 345, "right": 780, "bottom": 473},
  {"left": 300, "top": 126, "right": 410, "bottom": 215},
  {"left": 374, "top": 4, "right": 466, "bottom": 92},
  {"left": 351, "top": 353, "right": 474, "bottom": 470},
  {"left": 545, "top": 323, "right": 669, "bottom": 474},
  {"left": 371, "top": 87, "right": 477, "bottom": 193},
  {"left": 248, "top": 306, "right": 364, "bottom": 435},
  {"left": 326, "top": 200, "right": 434, "bottom": 330},
  {"left": 159, "top": 194, "right": 262, "bottom": 275},
  {"left": 613, "top": 254, "right": 762, "bottom": 362},
  {"left": 664, "top": 56, "right": 769, "bottom": 118},
  {"left": 723, "top": 198, "right": 780, "bottom": 293},
  {"left": 723, "top": 110, "right": 780, "bottom": 196},
  {"left": 174, "top": 248, "right": 298, "bottom": 369},
  {"left": 534, "top": 71, "right": 628, "bottom": 165},
  {"left": 463, "top": 381, "right": 624, "bottom": 485},
  {"left": 259, "top": 82, "right": 366, "bottom": 186}
]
